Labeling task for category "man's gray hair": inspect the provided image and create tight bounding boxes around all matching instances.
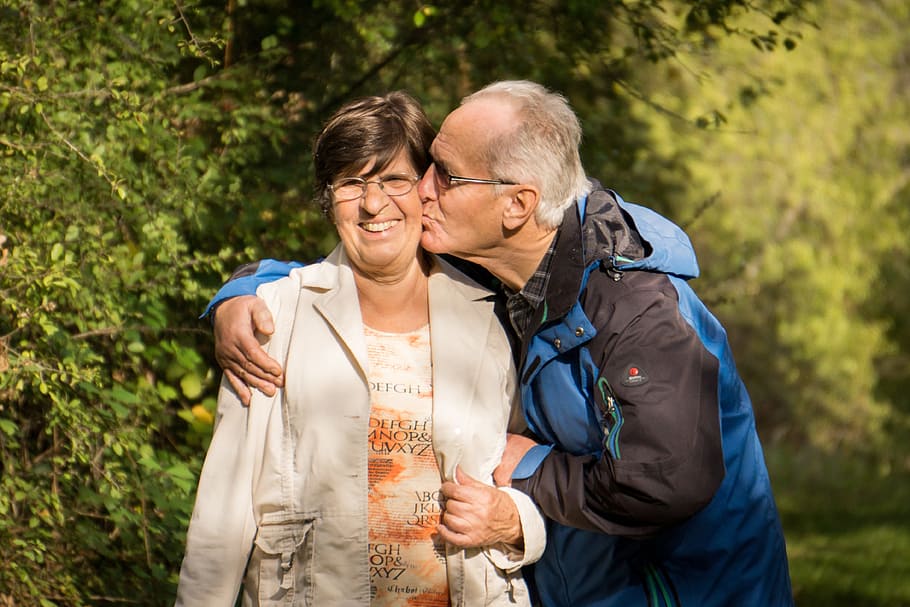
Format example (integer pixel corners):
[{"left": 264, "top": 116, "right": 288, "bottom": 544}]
[{"left": 462, "top": 80, "right": 591, "bottom": 229}]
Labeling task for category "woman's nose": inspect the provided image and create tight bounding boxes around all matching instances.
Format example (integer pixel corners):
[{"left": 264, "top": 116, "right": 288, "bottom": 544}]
[{"left": 360, "top": 182, "right": 390, "bottom": 214}]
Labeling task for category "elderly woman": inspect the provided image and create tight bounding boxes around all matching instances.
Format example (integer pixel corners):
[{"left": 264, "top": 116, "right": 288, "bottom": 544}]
[{"left": 175, "top": 92, "right": 544, "bottom": 606}]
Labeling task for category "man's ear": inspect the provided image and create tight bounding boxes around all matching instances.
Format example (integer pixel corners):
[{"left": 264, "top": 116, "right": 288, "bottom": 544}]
[{"left": 502, "top": 185, "right": 541, "bottom": 231}]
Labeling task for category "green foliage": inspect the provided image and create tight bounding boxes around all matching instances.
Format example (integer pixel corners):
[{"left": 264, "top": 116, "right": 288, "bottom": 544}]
[
  {"left": 0, "top": 1, "right": 231, "bottom": 600},
  {"left": 622, "top": 0, "right": 910, "bottom": 456},
  {"left": 769, "top": 446, "right": 910, "bottom": 605}
]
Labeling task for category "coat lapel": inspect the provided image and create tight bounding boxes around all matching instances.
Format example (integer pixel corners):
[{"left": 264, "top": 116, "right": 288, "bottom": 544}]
[
  {"left": 299, "top": 249, "right": 498, "bottom": 482},
  {"left": 306, "top": 246, "right": 370, "bottom": 381},
  {"left": 427, "top": 256, "right": 497, "bottom": 481}
]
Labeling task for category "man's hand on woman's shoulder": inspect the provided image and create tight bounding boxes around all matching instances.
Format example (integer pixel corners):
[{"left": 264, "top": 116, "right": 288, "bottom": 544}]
[{"left": 213, "top": 295, "right": 283, "bottom": 405}]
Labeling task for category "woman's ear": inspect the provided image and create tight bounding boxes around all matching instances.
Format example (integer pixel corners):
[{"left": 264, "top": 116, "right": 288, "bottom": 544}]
[{"left": 502, "top": 185, "right": 541, "bottom": 231}]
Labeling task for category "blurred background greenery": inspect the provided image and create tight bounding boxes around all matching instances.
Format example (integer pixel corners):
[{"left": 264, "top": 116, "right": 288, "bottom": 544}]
[{"left": 1, "top": 0, "right": 907, "bottom": 604}]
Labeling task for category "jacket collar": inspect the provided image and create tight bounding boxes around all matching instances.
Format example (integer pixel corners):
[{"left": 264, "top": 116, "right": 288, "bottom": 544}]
[
  {"left": 298, "top": 244, "right": 495, "bottom": 302},
  {"left": 302, "top": 246, "right": 499, "bottom": 484},
  {"left": 530, "top": 181, "right": 646, "bottom": 327}
]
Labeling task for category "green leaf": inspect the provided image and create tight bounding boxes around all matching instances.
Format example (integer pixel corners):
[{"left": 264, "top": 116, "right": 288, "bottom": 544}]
[
  {"left": 166, "top": 462, "right": 195, "bottom": 480},
  {"left": 109, "top": 400, "right": 129, "bottom": 419},
  {"left": 261, "top": 35, "right": 278, "bottom": 51},
  {"left": 110, "top": 386, "right": 139, "bottom": 404},
  {"left": 0, "top": 418, "right": 17, "bottom": 436},
  {"left": 157, "top": 383, "right": 179, "bottom": 401},
  {"left": 180, "top": 372, "right": 204, "bottom": 400}
]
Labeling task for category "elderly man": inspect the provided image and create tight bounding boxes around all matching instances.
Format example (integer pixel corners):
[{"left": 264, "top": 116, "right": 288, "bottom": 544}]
[{"left": 208, "top": 81, "right": 793, "bottom": 606}]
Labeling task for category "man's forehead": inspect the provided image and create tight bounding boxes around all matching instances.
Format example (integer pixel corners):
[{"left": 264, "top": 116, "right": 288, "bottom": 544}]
[
  {"left": 429, "top": 124, "right": 467, "bottom": 168},
  {"left": 432, "top": 102, "right": 496, "bottom": 167}
]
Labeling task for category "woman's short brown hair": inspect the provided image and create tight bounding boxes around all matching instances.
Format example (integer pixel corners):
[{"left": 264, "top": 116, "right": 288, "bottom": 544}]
[{"left": 314, "top": 91, "right": 435, "bottom": 218}]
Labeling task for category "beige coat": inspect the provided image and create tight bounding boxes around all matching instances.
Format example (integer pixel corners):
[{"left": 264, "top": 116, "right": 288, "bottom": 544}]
[{"left": 175, "top": 246, "right": 545, "bottom": 606}]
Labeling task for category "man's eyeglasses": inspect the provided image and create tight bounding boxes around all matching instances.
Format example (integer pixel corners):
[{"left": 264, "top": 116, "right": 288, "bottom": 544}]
[
  {"left": 431, "top": 162, "right": 517, "bottom": 191},
  {"left": 331, "top": 174, "right": 419, "bottom": 203}
]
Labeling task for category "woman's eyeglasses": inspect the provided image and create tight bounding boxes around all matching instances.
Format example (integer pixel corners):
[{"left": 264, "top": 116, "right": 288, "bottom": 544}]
[{"left": 331, "top": 174, "right": 419, "bottom": 202}]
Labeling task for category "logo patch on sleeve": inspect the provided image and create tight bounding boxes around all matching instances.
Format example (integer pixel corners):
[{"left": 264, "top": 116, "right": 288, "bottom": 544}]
[{"left": 620, "top": 364, "right": 649, "bottom": 387}]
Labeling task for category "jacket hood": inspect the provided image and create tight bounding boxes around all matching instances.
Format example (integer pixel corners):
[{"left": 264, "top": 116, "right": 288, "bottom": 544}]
[{"left": 582, "top": 182, "right": 700, "bottom": 280}]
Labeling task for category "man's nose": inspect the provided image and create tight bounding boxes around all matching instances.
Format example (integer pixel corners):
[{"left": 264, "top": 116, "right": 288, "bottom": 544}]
[{"left": 417, "top": 166, "right": 436, "bottom": 203}]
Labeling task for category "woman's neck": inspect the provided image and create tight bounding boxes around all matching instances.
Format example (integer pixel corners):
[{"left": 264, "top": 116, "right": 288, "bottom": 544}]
[{"left": 354, "top": 254, "right": 431, "bottom": 332}]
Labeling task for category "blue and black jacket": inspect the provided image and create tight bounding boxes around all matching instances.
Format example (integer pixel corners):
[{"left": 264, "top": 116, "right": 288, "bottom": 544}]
[
  {"left": 205, "top": 183, "right": 793, "bottom": 606},
  {"left": 507, "top": 183, "right": 792, "bottom": 606}
]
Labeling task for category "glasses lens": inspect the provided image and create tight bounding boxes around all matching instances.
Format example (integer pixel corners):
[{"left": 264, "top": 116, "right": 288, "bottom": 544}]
[
  {"left": 432, "top": 163, "right": 451, "bottom": 190},
  {"left": 381, "top": 176, "right": 415, "bottom": 196},
  {"left": 332, "top": 178, "right": 365, "bottom": 202}
]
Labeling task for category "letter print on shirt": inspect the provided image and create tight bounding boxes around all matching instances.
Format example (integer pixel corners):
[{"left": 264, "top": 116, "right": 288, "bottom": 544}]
[{"left": 365, "top": 324, "right": 448, "bottom": 606}]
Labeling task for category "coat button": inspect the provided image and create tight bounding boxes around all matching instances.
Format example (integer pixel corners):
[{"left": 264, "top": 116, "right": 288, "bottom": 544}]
[
  {"left": 575, "top": 327, "right": 585, "bottom": 337},
  {"left": 553, "top": 338, "right": 561, "bottom": 349}
]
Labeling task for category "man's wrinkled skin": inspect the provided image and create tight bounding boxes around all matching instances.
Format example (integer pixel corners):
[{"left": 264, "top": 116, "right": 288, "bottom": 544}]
[
  {"left": 437, "top": 467, "right": 523, "bottom": 549},
  {"left": 492, "top": 434, "right": 539, "bottom": 489},
  {"left": 213, "top": 295, "right": 283, "bottom": 405}
]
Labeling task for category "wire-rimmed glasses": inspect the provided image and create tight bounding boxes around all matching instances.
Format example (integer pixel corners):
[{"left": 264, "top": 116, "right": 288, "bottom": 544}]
[{"left": 331, "top": 174, "right": 419, "bottom": 203}]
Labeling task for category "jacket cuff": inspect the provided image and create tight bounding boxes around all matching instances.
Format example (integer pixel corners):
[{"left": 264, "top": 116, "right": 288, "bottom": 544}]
[
  {"left": 511, "top": 444, "right": 552, "bottom": 480},
  {"left": 200, "top": 259, "right": 305, "bottom": 320},
  {"left": 199, "top": 275, "right": 264, "bottom": 320},
  {"left": 482, "top": 487, "right": 546, "bottom": 571}
]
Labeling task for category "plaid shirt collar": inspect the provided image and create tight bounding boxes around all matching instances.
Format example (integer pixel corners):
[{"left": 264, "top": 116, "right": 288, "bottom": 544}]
[{"left": 504, "top": 235, "right": 558, "bottom": 336}]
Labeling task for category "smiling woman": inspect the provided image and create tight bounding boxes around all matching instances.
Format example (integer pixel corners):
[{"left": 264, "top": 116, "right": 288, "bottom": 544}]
[
  {"left": 329, "top": 149, "right": 428, "bottom": 304},
  {"left": 175, "top": 92, "right": 546, "bottom": 606}
]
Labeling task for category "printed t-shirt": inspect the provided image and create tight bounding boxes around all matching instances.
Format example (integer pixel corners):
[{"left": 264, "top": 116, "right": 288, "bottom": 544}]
[{"left": 365, "top": 324, "right": 448, "bottom": 606}]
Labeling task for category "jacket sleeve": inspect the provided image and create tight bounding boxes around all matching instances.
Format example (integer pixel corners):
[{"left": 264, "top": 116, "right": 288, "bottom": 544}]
[
  {"left": 179, "top": 281, "right": 294, "bottom": 604},
  {"left": 482, "top": 487, "right": 547, "bottom": 571},
  {"left": 174, "top": 380, "right": 261, "bottom": 605},
  {"left": 512, "top": 286, "right": 725, "bottom": 537},
  {"left": 200, "top": 258, "right": 304, "bottom": 319}
]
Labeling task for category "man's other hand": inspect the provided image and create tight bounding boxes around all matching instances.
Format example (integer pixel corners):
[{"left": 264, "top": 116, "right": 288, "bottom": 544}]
[{"left": 493, "top": 433, "right": 539, "bottom": 487}]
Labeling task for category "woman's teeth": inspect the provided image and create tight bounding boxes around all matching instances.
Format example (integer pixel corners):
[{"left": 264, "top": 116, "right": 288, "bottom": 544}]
[{"left": 362, "top": 220, "right": 396, "bottom": 232}]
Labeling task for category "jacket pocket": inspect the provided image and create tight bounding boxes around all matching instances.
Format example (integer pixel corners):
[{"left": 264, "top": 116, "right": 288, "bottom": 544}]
[{"left": 244, "top": 516, "right": 315, "bottom": 606}]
